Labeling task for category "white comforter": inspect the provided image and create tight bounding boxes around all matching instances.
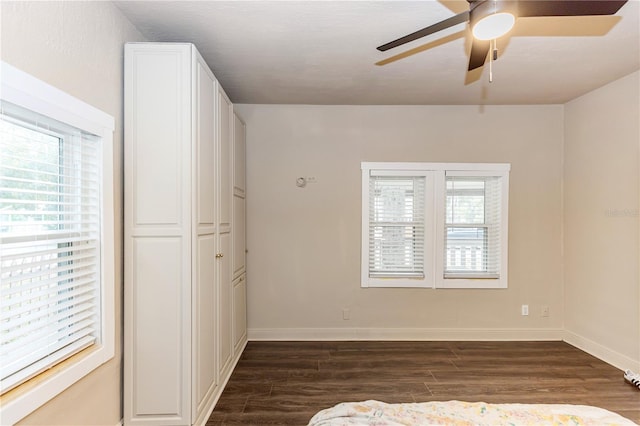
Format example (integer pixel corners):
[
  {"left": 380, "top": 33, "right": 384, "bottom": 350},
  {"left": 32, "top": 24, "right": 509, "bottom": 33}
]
[{"left": 308, "top": 400, "right": 638, "bottom": 426}]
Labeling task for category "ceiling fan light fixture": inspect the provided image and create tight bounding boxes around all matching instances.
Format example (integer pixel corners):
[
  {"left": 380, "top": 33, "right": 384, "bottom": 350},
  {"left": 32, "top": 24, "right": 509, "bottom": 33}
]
[
  {"left": 376, "top": 0, "right": 628, "bottom": 72},
  {"left": 472, "top": 12, "right": 515, "bottom": 40}
]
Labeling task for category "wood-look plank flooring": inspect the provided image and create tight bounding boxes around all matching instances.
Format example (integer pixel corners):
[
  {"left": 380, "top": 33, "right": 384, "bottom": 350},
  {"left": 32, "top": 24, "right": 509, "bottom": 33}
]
[{"left": 207, "top": 341, "right": 640, "bottom": 425}]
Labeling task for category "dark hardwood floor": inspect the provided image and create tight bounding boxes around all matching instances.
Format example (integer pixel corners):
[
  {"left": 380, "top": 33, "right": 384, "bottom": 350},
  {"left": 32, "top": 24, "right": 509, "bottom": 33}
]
[{"left": 207, "top": 341, "right": 640, "bottom": 425}]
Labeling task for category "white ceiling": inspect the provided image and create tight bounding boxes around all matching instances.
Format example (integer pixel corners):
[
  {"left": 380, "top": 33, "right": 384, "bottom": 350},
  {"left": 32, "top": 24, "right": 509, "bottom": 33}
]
[{"left": 115, "top": 0, "right": 640, "bottom": 105}]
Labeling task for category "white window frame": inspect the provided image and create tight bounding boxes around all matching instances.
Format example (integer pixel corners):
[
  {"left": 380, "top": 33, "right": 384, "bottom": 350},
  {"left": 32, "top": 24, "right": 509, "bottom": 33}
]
[
  {"left": 0, "top": 62, "right": 115, "bottom": 424},
  {"left": 361, "top": 162, "right": 510, "bottom": 289}
]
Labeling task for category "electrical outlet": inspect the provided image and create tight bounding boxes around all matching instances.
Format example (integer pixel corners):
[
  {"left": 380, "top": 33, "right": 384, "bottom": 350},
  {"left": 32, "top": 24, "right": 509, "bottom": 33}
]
[
  {"left": 521, "top": 304, "right": 529, "bottom": 316},
  {"left": 342, "top": 308, "right": 350, "bottom": 320},
  {"left": 541, "top": 305, "right": 550, "bottom": 317}
]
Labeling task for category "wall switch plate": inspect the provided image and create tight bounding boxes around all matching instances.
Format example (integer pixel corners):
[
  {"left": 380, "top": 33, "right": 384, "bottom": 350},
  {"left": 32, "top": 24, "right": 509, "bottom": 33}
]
[
  {"left": 342, "top": 308, "right": 350, "bottom": 320},
  {"left": 521, "top": 304, "right": 529, "bottom": 316}
]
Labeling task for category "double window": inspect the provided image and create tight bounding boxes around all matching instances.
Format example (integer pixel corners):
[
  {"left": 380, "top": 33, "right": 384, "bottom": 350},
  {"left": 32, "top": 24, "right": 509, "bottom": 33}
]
[
  {"left": 0, "top": 62, "right": 114, "bottom": 424},
  {"left": 362, "top": 163, "right": 509, "bottom": 289}
]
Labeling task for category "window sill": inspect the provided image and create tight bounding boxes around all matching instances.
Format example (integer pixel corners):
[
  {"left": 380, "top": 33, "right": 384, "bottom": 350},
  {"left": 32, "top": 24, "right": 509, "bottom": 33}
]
[
  {"left": 437, "top": 278, "right": 508, "bottom": 289},
  {"left": 0, "top": 344, "right": 113, "bottom": 424}
]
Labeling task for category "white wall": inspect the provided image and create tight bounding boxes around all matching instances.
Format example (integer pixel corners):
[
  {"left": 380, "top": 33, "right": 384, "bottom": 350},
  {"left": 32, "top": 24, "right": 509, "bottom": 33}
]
[
  {"left": 1, "top": 2, "right": 145, "bottom": 424},
  {"left": 563, "top": 71, "right": 640, "bottom": 371},
  {"left": 236, "top": 104, "right": 565, "bottom": 340}
]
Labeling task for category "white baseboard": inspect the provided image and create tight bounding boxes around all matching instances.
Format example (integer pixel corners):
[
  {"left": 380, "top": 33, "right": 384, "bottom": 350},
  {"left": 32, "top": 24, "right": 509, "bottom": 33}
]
[
  {"left": 563, "top": 329, "right": 640, "bottom": 372},
  {"left": 248, "top": 327, "right": 564, "bottom": 341}
]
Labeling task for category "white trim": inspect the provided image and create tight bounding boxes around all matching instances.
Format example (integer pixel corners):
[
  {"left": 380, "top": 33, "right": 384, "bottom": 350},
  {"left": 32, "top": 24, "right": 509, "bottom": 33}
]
[
  {"left": 1, "top": 62, "right": 114, "bottom": 137},
  {"left": 362, "top": 162, "right": 511, "bottom": 172},
  {"left": 361, "top": 162, "right": 510, "bottom": 289},
  {"left": 360, "top": 168, "right": 370, "bottom": 287},
  {"left": 362, "top": 172, "right": 434, "bottom": 288},
  {"left": 0, "top": 61, "right": 115, "bottom": 425},
  {"left": 248, "top": 327, "right": 564, "bottom": 341},
  {"left": 436, "top": 170, "right": 510, "bottom": 289},
  {"left": 563, "top": 330, "right": 640, "bottom": 372}
]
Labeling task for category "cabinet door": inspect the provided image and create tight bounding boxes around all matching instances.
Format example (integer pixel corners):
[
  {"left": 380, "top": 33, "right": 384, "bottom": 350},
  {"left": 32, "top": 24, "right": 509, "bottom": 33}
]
[
  {"left": 217, "top": 87, "right": 234, "bottom": 379},
  {"left": 193, "top": 57, "right": 218, "bottom": 422},
  {"left": 232, "top": 112, "right": 246, "bottom": 278},
  {"left": 124, "top": 43, "right": 192, "bottom": 426}
]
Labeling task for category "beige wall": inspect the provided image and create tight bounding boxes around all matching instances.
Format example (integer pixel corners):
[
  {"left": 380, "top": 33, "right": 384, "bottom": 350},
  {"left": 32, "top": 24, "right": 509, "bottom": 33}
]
[
  {"left": 1, "top": 1, "right": 145, "bottom": 424},
  {"left": 563, "top": 71, "right": 640, "bottom": 370},
  {"left": 236, "top": 104, "right": 565, "bottom": 339}
]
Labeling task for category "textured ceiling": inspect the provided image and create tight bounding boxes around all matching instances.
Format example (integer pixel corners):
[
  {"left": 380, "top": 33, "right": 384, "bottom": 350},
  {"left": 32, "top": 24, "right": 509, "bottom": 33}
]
[{"left": 115, "top": 0, "right": 640, "bottom": 105}]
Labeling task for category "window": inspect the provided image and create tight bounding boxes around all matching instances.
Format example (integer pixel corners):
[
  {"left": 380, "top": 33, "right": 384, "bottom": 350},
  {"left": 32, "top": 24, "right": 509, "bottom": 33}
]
[
  {"left": 361, "top": 163, "right": 509, "bottom": 289},
  {"left": 0, "top": 62, "right": 114, "bottom": 424},
  {"left": 369, "top": 176, "right": 425, "bottom": 277}
]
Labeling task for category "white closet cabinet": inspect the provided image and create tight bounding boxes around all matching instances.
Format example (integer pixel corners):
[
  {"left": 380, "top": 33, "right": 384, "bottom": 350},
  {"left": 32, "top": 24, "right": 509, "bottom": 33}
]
[{"left": 124, "top": 43, "right": 247, "bottom": 426}]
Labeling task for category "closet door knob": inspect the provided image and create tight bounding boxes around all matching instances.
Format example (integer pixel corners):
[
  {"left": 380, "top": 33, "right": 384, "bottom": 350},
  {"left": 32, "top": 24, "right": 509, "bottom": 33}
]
[{"left": 215, "top": 253, "right": 223, "bottom": 258}]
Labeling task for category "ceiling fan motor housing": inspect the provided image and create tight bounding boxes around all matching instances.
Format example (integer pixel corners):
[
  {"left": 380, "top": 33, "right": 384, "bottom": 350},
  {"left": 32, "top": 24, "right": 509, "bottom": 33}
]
[{"left": 470, "top": 0, "right": 519, "bottom": 30}]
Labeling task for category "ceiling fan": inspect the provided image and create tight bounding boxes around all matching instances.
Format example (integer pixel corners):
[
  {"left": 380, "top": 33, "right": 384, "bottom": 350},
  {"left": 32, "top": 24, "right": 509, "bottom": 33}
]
[{"left": 377, "top": 0, "right": 628, "bottom": 71}]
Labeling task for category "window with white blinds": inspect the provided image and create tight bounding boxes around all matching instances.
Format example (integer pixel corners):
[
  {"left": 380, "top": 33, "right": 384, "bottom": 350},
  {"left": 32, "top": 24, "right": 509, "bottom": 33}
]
[
  {"left": 445, "top": 175, "right": 502, "bottom": 279},
  {"left": 369, "top": 176, "right": 425, "bottom": 278},
  {"left": 0, "top": 62, "right": 114, "bottom": 424},
  {"left": 0, "top": 105, "right": 101, "bottom": 393},
  {"left": 362, "top": 163, "right": 509, "bottom": 289}
]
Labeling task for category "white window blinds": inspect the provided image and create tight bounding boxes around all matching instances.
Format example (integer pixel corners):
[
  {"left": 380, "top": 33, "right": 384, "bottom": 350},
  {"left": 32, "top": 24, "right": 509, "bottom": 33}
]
[
  {"left": 368, "top": 175, "right": 425, "bottom": 278},
  {"left": 362, "top": 162, "right": 509, "bottom": 289},
  {"left": 444, "top": 174, "right": 502, "bottom": 278},
  {"left": 0, "top": 104, "right": 101, "bottom": 393}
]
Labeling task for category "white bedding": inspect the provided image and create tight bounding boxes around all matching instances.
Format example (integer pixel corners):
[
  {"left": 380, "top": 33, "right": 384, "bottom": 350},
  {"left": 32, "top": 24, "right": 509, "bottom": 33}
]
[{"left": 308, "top": 400, "right": 638, "bottom": 426}]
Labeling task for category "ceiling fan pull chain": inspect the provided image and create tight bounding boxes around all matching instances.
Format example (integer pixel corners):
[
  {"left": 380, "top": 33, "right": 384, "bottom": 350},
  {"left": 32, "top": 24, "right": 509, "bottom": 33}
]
[{"left": 489, "top": 38, "right": 494, "bottom": 83}]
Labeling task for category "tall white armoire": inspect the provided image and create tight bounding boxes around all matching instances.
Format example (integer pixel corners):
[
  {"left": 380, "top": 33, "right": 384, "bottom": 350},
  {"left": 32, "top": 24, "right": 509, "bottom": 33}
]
[{"left": 123, "top": 43, "right": 247, "bottom": 426}]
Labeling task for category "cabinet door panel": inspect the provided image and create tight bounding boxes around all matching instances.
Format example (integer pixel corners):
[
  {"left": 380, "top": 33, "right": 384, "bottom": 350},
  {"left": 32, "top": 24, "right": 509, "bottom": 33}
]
[
  {"left": 128, "top": 49, "right": 190, "bottom": 227},
  {"left": 233, "top": 275, "right": 247, "bottom": 351},
  {"left": 218, "top": 91, "right": 232, "bottom": 227},
  {"left": 195, "top": 234, "right": 217, "bottom": 412},
  {"left": 233, "top": 196, "right": 245, "bottom": 277},
  {"left": 131, "top": 237, "right": 187, "bottom": 419},
  {"left": 196, "top": 62, "right": 216, "bottom": 226},
  {"left": 218, "top": 231, "right": 232, "bottom": 375},
  {"left": 233, "top": 114, "right": 245, "bottom": 194}
]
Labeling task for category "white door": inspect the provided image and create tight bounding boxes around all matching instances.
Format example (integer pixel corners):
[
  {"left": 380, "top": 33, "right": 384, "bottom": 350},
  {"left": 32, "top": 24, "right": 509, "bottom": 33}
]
[
  {"left": 217, "top": 88, "right": 233, "bottom": 378},
  {"left": 193, "top": 57, "right": 218, "bottom": 420}
]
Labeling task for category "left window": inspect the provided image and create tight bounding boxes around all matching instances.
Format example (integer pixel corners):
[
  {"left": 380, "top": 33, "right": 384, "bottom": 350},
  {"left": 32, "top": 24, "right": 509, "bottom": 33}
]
[{"left": 0, "top": 62, "right": 114, "bottom": 424}]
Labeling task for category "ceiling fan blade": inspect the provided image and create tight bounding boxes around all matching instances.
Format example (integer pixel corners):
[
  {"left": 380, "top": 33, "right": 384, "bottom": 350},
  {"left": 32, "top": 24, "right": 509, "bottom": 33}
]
[
  {"left": 377, "top": 10, "right": 470, "bottom": 51},
  {"left": 468, "top": 38, "right": 490, "bottom": 71},
  {"left": 517, "top": 0, "right": 627, "bottom": 17}
]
